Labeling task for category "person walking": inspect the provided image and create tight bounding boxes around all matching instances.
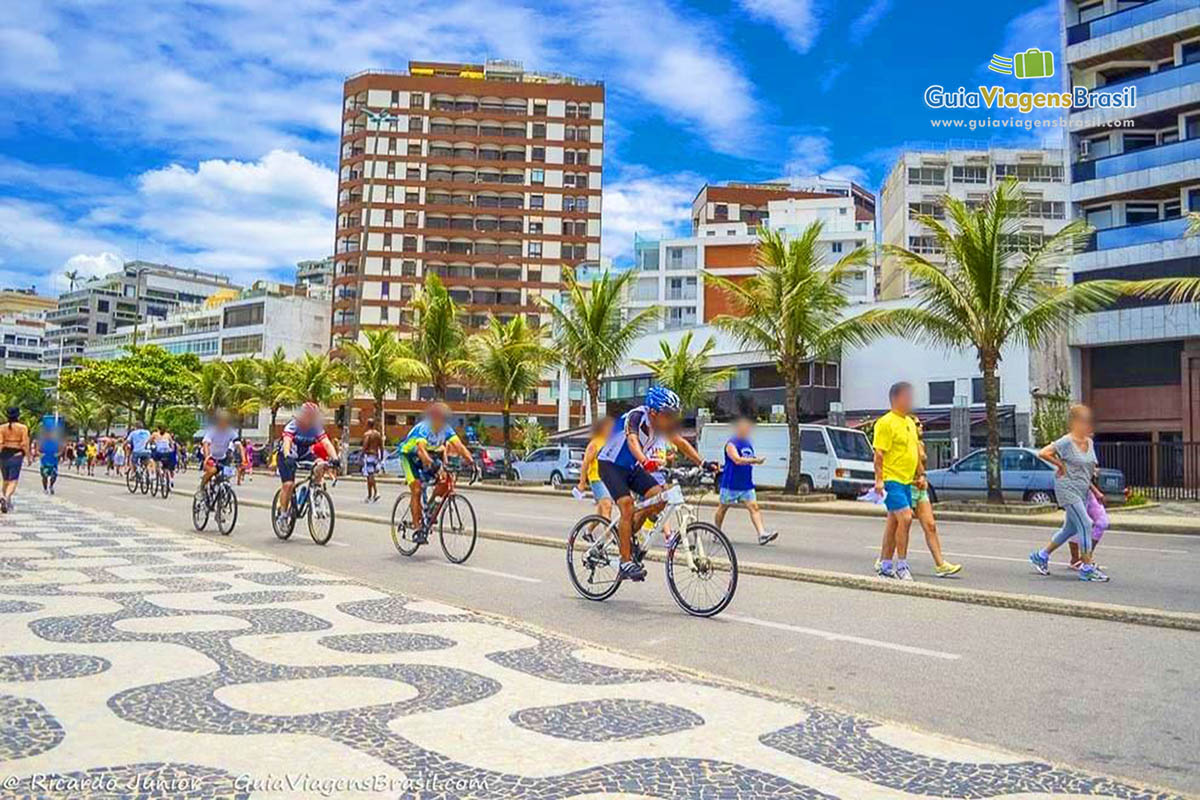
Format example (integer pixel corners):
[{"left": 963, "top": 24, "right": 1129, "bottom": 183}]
[
  {"left": 85, "top": 438, "right": 98, "bottom": 476},
  {"left": 714, "top": 416, "right": 778, "bottom": 546},
  {"left": 39, "top": 429, "right": 60, "bottom": 495},
  {"left": 910, "top": 417, "right": 962, "bottom": 577},
  {"left": 576, "top": 417, "right": 615, "bottom": 520},
  {"left": 0, "top": 407, "right": 30, "bottom": 512},
  {"left": 872, "top": 382, "right": 920, "bottom": 581},
  {"left": 1069, "top": 480, "right": 1109, "bottom": 570},
  {"left": 361, "top": 418, "right": 384, "bottom": 503},
  {"left": 1029, "top": 404, "right": 1109, "bottom": 582}
]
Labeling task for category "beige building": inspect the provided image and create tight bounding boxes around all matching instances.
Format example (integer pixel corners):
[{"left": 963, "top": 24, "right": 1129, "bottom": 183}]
[{"left": 0, "top": 288, "right": 55, "bottom": 316}]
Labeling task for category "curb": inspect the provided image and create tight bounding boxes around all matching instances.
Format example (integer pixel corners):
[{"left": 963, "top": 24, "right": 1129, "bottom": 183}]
[{"left": 58, "top": 472, "right": 1200, "bottom": 632}]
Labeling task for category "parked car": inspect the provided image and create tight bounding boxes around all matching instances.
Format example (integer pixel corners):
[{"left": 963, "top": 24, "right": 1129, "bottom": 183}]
[
  {"left": 697, "top": 422, "right": 875, "bottom": 497},
  {"left": 380, "top": 444, "right": 507, "bottom": 481},
  {"left": 924, "top": 447, "right": 1125, "bottom": 504},
  {"left": 510, "top": 445, "right": 584, "bottom": 488}
]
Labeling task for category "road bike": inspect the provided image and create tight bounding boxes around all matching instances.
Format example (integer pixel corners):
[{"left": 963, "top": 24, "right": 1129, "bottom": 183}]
[
  {"left": 149, "top": 458, "right": 172, "bottom": 499},
  {"left": 271, "top": 460, "right": 337, "bottom": 545},
  {"left": 390, "top": 460, "right": 477, "bottom": 563},
  {"left": 125, "top": 457, "right": 151, "bottom": 495},
  {"left": 565, "top": 466, "right": 738, "bottom": 618},
  {"left": 192, "top": 460, "right": 238, "bottom": 535}
]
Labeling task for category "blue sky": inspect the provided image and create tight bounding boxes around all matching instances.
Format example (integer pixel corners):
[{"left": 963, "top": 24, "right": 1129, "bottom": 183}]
[{"left": 0, "top": 0, "right": 1060, "bottom": 293}]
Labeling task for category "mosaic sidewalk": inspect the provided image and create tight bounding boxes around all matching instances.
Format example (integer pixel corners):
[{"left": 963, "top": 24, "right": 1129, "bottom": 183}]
[{"left": 0, "top": 494, "right": 1180, "bottom": 799}]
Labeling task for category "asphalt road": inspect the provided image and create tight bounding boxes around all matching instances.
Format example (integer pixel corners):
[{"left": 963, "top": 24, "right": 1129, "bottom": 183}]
[{"left": 44, "top": 470, "right": 1200, "bottom": 794}]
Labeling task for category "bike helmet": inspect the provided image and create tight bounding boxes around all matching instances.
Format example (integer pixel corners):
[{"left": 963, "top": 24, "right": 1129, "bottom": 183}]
[{"left": 645, "top": 386, "right": 681, "bottom": 414}]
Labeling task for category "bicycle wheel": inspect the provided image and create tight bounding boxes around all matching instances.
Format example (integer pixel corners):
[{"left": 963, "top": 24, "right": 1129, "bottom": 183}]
[
  {"left": 566, "top": 514, "right": 622, "bottom": 601},
  {"left": 271, "top": 488, "right": 295, "bottom": 540},
  {"left": 139, "top": 469, "right": 150, "bottom": 495},
  {"left": 126, "top": 468, "right": 139, "bottom": 494},
  {"left": 438, "top": 494, "right": 477, "bottom": 563},
  {"left": 191, "top": 489, "right": 209, "bottom": 531},
  {"left": 390, "top": 492, "right": 421, "bottom": 556},
  {"left": 307, "top": 487, "right": 335, "bottom": 545},
  {"left": 149, "top": 469, "right": 160, "bottom": 498},
  {"left": 666, "top": 521, "right": 738, "bottom": 618},
  {"left": 160, "top": 471, "right": 171, "bottom": 499},
  {"left": 215, "top": 485, "right": 238, "bottom": 536}
]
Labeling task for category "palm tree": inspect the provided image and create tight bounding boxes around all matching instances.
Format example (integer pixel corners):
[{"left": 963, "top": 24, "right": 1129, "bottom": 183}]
[
  {"left": 880, "top": 178, "right": 1136, "bottom": 503},
  {"left": 255, "top": 347, "right": 300, "bottom": 445},
  {"left": 465, "top": 315, "right": 557, "bottom": 467},
  {"left": 289, "top": 352, "right": 341, "bottom": 407},
  {"left": 542, "top": 266, "right": 659, "bottom": 421},
  {"left": 340, "top": 329, "right": 429, "bottom": 436},
  {"left": 195, "top": 361, "right": 233, "bottom": 416},
  {"left": 409, "top": 273, "right": 469, "bottom": 400},
  {"left": 61, "top": 389, "right": 102, "bottom": 437},
  {"left": 633, "top": 331, "right": 733, "bottom": 413},
  {"left": 709, "top": 223, "right": 891, "bottom": 494},
  {"left": 1115, "top": 216, "right": 1200, "bottom": 303}
]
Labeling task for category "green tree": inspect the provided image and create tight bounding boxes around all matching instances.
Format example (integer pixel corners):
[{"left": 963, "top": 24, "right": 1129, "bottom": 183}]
[
  {"left": 152, "top": 406, "right": 201, "bottom": 442},
  {"left": 255, "top": 347, "right": 300, "bottom": 445},
  {"left": 409, "top": 273, "right": 469, "bottom": 400},
  {"left": 880, "top": 178, "right": 1136, "bottom": 502},
  {"left": 0, "top": 370, "right": 51, "bottom": 422},
  {"left": 543, "top": 267, "right": 659, "bottom": 421},
  {"left": 464, "top": 315, "right": 557, "bottom": 467},
  {"left": 60, "top": 389, "right": 102, "bottom": 437},
  {"left": 60, "top": 346, "right": 198, "bottom": 427},
  {"left": 709, "top": 223, "right": 891, "bottom": 494},
  {"left": 514, "top": 416, "right": 549, "bottom": 459},
  {"left": 633, "top": 331, "right": 733, "bottom": 413},
  {"left": 340, "top": 329, "right": 429, "bottom": 436},
  {"left": 289, "top": 352, "right": 341, "bottom": 407}
]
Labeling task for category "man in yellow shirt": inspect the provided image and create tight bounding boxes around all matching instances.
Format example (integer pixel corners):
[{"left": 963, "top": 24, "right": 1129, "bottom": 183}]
[{"left": 872, "top": 381, "right": 919, "bottom": 581}]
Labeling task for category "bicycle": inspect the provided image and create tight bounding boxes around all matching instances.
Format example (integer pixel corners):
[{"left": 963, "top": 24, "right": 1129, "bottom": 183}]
[
  {"left": 125, "top": 457, "right": 151, "bottom": 495},
  {"left": 192, "top": 460, "right": 239, "bottom": 535},
  {"left": 271, "top": 460, "right": 337, "bottom": 545},
  {"left": 390, "top": 460, "right": 477, "bottom": 563},
  {"left": 150, "top": 458, "right": 172, "bottom": 499},
  {"left": 565, "top": 466, "right": 738, "bottom": 618}
]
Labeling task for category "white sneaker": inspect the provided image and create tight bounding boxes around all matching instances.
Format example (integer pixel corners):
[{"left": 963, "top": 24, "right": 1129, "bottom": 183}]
[
  {"left": 757, "top": 531, "right": 779, "bottom": 545},
  {"left": 895, "top": 563, "right": 914, "bottom": 581}
]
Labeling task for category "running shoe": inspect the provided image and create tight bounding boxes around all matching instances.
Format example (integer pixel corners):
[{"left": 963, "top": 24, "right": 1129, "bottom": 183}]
[
  {"left": 1029, "top": 550, "right": 1049, "bottom": 575},
  {"left": 874, "top": 558, "right": 883, "bottom": 575},
  {"left": 934, "top": 562, "right": 962, "bottom": 577},
  {"left": 758, "top": 531, "right": 779, "bottom": 546},
  {"left": 1079, "top": 565, "right": 1110, "bottom": 582},
  {"left": 895, "top": 563, "right": 914, "bottom": 581},
  {"left": 619, "top": 561, "right": 647, "bottom": 582},
  {"left": 878, "top": 562, "right": 896, "bottom": 579}
]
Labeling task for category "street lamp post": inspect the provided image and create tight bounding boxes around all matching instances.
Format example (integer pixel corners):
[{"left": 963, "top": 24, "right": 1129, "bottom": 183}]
[
  {"left": 52, "top": 271, "right": 81, "bottom": 428},
  {"left": 129, "top": 265, "right": 153, "bottom": 350}
]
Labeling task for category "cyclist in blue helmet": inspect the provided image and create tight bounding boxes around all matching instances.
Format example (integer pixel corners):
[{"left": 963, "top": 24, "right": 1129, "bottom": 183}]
[{"left": 597, "top": 386, "right": 717, "bottom": 582}]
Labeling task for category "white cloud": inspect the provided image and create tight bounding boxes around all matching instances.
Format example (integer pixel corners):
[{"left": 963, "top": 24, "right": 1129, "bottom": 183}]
[
  {"left": 738, "top": 0, "right": 821, "bottom": 53},
  {"left": 59, "top": 253, "right": 124, "bottom": 284},
  {"left": 781, "top": 134, "right": 868, "bottom": 185},
  {"left": 849, "top": 0, "right": 893, "bottom": 44},
  {"left": 600, "top": 170, "right": 701, "bottom": 264}
]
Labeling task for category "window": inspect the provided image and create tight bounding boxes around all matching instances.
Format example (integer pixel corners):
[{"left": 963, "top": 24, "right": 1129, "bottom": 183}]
[
  {"left": 1184, "top": 41, "right": 1200, "bottom": 66},
  {"left": 1123, "top": 133, "right": 1156, "bottom": 153},
  {"left": 1001, "top": 449, "right": 1037, "bottom": 471},
  {"left": 956, "top": 451, "right": 987, "bottom": 471},
  {"left": 95, "top": 322, "right": 108, "bottom": 335},
  {"left": 1091, "top": 340, "right": 1182, "bottom": 388},
  {"left": 531, "top": 146, "right": 546, "bottom": 162},
  {"left": 530, "top": 194, "right": 544, "bottom": 209},
  {"left": 381, "top": 281, "right": 390, "bottom": 298},
  {"left": 994, "top": 163, "right": 1063, "bottom": 183},
  {"left": 908, "top": 167, "right": 945, "bottom": 186},
  {"left": 928, "top": 380, "right": 955, "bottom": 405},
  {"left": 971, "top": 377, "right": 988, "bottom": 404},
  {"left": 1077, "top": 1, "right": 1104, "bottom": 22},
  {"left": 223, "top": 303, "right": 264, "bottom": 328},
  {"left": 221, "top": 334, "right": 263, "bottom": 356},
  {"left": 831, "top": 241, "right": 843, "bottom": 254},
  {"left": 530, "top": 168, "right": 544, "bottom": 185},
  {"left": 1125, "top": 203, "right": 1159, "bottom": 225},
  {"left": 800, "top": 429, "right": 828, "bottom": 454},
  {"left": 951, "top": 165, "right": 987, "bottom": 184},
  {"left": 531, "top": 123, "right": 546, "bottom": 139},
  {"left": 97, "top": 300, "right": 109, "bottom": 312},
  {"left": 409, "top": 92, "right": 425, "bottom": 109},
  {"left": 528, "top": 241, "right": 542, "bottom": 257}
]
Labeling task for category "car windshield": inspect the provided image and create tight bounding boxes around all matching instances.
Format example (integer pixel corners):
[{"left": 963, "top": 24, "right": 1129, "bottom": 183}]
[
  {"left": 828, "top": 429, "right": 873, "bottom": 461},
  {"left": 569, "top": 450, "right": 585, "bottom": 461}
]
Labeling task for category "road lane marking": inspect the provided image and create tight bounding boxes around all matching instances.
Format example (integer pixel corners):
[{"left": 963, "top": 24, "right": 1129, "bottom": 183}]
[
  {"left": 723, "top": 614, "right": 961, "bottom": 660},
  {"left": 435, "top": 562, "right": 541, "bottom": 583},
  {"left": 327, "top": 541, "right": 350, "bottom": 547}
]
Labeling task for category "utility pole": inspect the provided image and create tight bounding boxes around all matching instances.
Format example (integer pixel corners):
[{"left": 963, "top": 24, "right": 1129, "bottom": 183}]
[
  {"left": 129, "top": 265, "right": 152, "bottom": 350},
  {"left": 52, "top": 271, "right": 81, "bottom": 428}
]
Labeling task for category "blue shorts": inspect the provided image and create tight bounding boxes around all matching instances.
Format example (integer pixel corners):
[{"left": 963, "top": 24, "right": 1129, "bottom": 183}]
[
  {"left": 589, "top": 479, "right": 611, "bottom": 501},
  {"left": 132, "top": 452, "right": 151, "bottom": 466},
  {"left": 719, "top": 487, "right": 756, "bottom": 505},
  {"left": 883, "top": 481, "right": 913, "bottom": 512}
]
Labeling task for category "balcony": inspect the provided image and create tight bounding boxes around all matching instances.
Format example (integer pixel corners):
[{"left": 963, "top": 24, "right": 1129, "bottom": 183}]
[
  {"left": 1072, "top": 135, "right": 1200, "bottom": 182},
  {"left": 1067, "top": 0, "right": 1195, "bottom": 45},
  {"left": 1078, "top": 59, "right": 1200, "bottom": 111},
  {"left": 1084, "top": 216, "right": 1189, "bottom": 251}
]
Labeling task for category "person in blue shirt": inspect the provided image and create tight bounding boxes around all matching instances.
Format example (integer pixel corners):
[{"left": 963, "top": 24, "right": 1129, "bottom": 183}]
[
  {"left": 126, "top": 424, "right": 153, "bottom": 476},
  {"left": 399, "top": 402, "right": 474, "bottom": 542},
  {"left": 39, "top": 430, "right": 61, "bottom": 495},
  {"left": 714, "top": 416, "right": 778, "bottom": 546}
]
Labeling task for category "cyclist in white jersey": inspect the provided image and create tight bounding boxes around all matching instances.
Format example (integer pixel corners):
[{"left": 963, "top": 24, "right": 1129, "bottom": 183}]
[
  {"left": 199, "top": 411, "right": 244, "bottom": 491},
  {"left": 597, "top": 387, "right": 714, "bottom": 582}
]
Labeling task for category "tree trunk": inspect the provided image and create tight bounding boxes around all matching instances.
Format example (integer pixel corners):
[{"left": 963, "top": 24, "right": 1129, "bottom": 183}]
[
  {"left": 501, "top": 408, "right": 512, "bottom": 477},
  {"left": 784, "top": 377, "right": 804, "bottom": 494},
  {"left": 587, "top": 377, "right": 599, "bottom": 422},
  {"left": 269, "top": 407, "right": 279, "bottom": 449},
  {"left": 375, "top": 394, "right": 386, "bottom": 440},
  {"left": 981, "top": 352, "right": 1003, "bottom": 504}
]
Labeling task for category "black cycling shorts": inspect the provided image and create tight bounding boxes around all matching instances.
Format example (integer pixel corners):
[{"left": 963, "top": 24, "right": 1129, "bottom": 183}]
[{"left": 597, "top": 460, "right": 658, "bottom": 501}]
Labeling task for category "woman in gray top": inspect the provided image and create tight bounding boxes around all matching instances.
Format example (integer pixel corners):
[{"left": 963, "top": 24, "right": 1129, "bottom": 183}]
[{"left": 1028, "top": 404, "right": 1108, "bottom": 582}]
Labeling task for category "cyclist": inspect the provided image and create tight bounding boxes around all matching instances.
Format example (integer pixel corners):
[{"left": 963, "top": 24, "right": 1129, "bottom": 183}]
[
  {"left": 199, "top": 411, "right": 243, "bottom": 490},
  {"left": 275, "top": 402, "right": 339, "bottom": 526},
  {"left": 126, "top": 423, "right": 153, "bottom": 480},
  {"left": 597, "top": 387, "right": 715, "bottom": 582},
  {"left": 399, "top": 402, "right": 474, "bottom": 543},
  {"left": 151, "top": 426, "right": 175, "bottom": 486}
]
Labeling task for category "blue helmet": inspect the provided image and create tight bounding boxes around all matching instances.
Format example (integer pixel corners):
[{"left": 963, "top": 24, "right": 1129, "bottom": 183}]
[{"left": 645, "top": 386, "right": 681, "bottom": 414}]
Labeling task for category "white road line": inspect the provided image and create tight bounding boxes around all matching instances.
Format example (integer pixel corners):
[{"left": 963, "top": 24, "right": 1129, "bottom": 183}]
[
  {"left": 723, "top": 614, "right": 961, "bottom": 660},
  {"left": 327, "top": 540, "right": 350, "bottom": 547},
  {"left": 435, "top": 561, "right": 542, "bottom": 583}
]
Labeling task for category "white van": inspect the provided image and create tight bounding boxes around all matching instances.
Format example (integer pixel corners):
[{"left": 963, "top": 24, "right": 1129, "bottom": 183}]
[{"left": 697, "top": 422, "right": 875, "bottom": 497}]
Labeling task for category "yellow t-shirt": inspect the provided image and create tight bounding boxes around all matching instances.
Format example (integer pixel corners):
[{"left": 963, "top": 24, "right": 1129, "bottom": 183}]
[
  {"left": 586, "top": 434, "right": 604, "bottom": 482},
  {"left": 872, "top": 411, "right": 919, "bottom": 484}
]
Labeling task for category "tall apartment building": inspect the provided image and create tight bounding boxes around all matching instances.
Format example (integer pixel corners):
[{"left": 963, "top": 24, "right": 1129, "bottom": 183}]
[
  {"left": 879, "top": 147, "right": 1070, "bottom": 300},
  {"left": 0, "top": 288, "right": 55, "bottom": 317},
  {"left": 295, "top": 258, "right": 334, "bottom": 292},
  {"left": 1062, "top": 0, "right": 1200, "bottom": 444},
  {"left": 0, "top": 314, "right": 45, "bottom": 374},
  {"left": 333, "top": 59, "right": 603, "bottom": 437},
  {"left": 627, "top": 180, "right": 876, "bottom": 330},
  {"left": 42, "top": 261, "right": 239, "bottom": 380}
]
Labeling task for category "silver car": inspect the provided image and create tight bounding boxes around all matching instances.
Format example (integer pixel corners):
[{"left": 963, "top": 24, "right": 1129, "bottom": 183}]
[{"left": 511, "top": 446, "right": 584, "bottom": 488}]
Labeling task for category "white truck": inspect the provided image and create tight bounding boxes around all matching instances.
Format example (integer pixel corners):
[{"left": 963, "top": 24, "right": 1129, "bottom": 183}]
[{"left": 697, "top": 422, "right": 875, "bottom": 497}]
